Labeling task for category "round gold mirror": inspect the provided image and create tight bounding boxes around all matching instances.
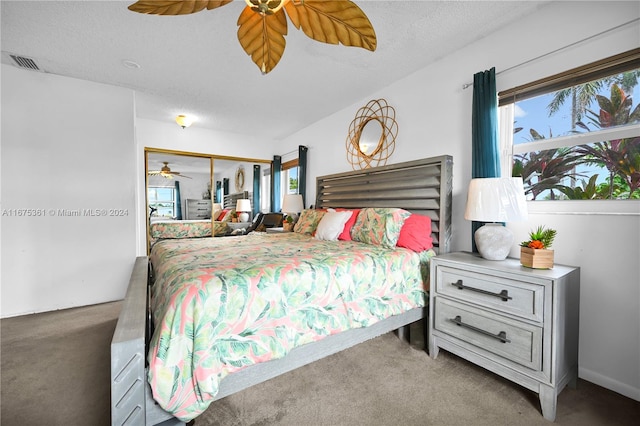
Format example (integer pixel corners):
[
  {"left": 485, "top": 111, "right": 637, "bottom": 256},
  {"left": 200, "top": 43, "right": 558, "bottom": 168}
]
[
  {"left": 358, "top": 117, "right": 384, "bottom": 156},
  {"left": 346, "top": 99, "right": 397, "bottom": 170}
]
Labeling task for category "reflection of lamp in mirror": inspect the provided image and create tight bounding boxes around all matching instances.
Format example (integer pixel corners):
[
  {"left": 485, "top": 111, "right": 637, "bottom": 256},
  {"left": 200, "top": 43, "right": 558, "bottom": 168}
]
[
  {"left": 235, "top": 199, "right": 252, "bottom": 222},
  {"left": 464, "top": 177, "right": 528, "bottom": 261},
  {"left": 282, "top": 194, "right": 304, "bottom": 222}
]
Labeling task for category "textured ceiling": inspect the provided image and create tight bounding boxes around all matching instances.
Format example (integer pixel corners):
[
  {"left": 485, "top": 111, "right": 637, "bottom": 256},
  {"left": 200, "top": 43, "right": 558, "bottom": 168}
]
[{"left": 1, "top": 0, "right": 550, "bottom": 140}]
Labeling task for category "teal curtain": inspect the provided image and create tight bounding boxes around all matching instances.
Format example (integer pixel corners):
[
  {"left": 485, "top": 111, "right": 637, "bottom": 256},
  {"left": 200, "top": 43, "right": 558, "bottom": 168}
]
[
  {"left": 298, "top": 145, "right": 308, "bottom": 207},
  {"left": 271, "top": 155, "right": 281, "bottom": 212},
  {"left": 471, "top": 67, "right": 500, "bottom": 251},
  {"left": 174, "top": 181, "right": 182, "bottom": 220},
  {"left": 252, "top": 164, "right": 261, "bottom": 216}
]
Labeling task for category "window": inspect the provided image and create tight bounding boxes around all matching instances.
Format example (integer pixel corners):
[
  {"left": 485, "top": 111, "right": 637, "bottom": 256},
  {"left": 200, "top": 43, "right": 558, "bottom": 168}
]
[
  {"left": 499, "top": 49, "right": 640, "bottom": 200},
  {"left": 282, "top": 158, "right": 299, "bottom": 195},
  {"left": 148, "top": 186, "right": 176, "bottom": 218},
  {"left": 261, "top": 167, "right": 271, "bottom": 213}
]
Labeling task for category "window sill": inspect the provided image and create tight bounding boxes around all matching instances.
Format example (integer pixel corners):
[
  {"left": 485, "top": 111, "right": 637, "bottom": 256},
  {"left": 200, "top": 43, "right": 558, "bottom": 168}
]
[{"left": 526, "top": 199, "right": 640, "bottom": 216}]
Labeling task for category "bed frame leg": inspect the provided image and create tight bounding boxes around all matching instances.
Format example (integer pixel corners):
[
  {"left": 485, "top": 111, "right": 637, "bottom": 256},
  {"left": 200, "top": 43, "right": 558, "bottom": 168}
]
[{"left": 396, "top": 324, "right": 409, "bottom": 342}]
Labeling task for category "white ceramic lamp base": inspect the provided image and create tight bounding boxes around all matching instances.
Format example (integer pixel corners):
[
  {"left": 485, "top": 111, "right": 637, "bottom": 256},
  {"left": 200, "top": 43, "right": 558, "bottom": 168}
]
[
  {"left": 475, "top": 223, "right": 513, "bottom": 261},
  {"left": 238, "top": 212, "right": 249, "bottom": 222}
]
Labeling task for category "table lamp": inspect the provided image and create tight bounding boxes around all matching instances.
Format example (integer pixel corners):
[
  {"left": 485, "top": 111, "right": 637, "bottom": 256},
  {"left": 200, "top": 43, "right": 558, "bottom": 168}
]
[
  {"left": 235, "top": 199, "right": 252, "bottom": 222},
  {"left": 464, "top": 177, "right": 528, "bottom": 260},
  {"left": 282, "top": 194, "right": 304, "bottom": 222}
]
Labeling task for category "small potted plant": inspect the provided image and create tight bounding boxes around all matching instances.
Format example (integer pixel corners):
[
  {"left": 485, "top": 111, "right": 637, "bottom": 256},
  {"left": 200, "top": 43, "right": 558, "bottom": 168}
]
[
  {"left": 520, "top": 225, "right": 557, "bottom": 269},
  {"left": 283, "top": 215, "right": 294, "bottom": 231}
]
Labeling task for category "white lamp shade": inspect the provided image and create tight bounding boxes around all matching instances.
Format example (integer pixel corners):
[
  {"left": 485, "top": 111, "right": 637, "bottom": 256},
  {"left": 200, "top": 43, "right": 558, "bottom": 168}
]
[
  {"left": 282, "top": 194, "right": 304, "bottom": 214},
  {"left": 235, "top": 199, "right": 251, "bottom": 212},
  {"left": 464, "top": 177, "right": 528, "bottom": 222}
]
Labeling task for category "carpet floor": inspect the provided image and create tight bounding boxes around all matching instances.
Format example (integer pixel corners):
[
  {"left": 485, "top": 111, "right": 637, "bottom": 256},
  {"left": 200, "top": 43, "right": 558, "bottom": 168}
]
[{"left": 1, "top": 301, "right": 638, "bottom": 425}]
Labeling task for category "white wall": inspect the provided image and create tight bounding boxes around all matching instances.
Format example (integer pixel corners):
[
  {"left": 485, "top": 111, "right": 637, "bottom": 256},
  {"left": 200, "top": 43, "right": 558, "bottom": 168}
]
[
  {"left": 277, "top": 1, "right": 640, "bottom": 401},
  {"left": 1, "top": 64, "right": 136, "bottom": 317}
]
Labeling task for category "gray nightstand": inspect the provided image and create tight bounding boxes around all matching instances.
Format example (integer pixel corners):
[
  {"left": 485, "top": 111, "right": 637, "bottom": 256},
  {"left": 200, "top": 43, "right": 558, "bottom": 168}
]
[{"left": 429, "top": 252, "right": 580, "bottom": 421}]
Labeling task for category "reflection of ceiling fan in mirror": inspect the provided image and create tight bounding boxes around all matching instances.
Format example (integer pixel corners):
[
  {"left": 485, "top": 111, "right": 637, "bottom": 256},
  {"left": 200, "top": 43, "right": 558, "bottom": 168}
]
[{"left": 148, "top": 162, "right": 192, "bottom": 179}]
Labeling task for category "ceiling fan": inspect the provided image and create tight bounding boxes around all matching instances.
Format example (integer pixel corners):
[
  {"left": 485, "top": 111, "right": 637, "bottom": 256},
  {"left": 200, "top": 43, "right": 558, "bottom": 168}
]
[
  {"left": 148, "top": 162, "right": 193, "bottom": 179},
  {"left": 128, "top": 0, "right": 376, "bottom": 74}
]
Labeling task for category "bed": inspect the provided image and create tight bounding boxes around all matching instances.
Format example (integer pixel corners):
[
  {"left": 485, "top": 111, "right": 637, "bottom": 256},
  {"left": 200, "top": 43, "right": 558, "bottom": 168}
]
[
  {"left": 111, "top": 155, "right": 453, "bottom": 426},
  {"left": 148, "top": 219, "right": 231, "bottom": 246}
]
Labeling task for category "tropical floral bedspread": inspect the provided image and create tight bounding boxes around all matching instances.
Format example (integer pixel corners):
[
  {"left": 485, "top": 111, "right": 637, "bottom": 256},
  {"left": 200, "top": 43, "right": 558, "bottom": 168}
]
[
  {"left": 148, "top": 232, "right": 434, "bottom": 420},
  {"left": 149, "top": 220, "right": 229, "bottom": 245}
]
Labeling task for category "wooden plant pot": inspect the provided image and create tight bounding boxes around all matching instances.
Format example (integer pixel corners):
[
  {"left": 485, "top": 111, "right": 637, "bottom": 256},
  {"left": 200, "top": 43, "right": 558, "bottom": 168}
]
[
  {"left": 283, "top": 222, "right": 294, "bottom": 232},
  {"left": 520, "top": 247, "right": 554, "bottom": 269}
]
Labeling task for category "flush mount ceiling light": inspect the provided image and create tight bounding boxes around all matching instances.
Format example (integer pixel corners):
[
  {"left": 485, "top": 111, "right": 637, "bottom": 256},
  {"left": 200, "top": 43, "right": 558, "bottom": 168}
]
[
  {"left": 175, "top": 114, "right": 194, "bottom": 128},
  {"left": 128, "top": 0, "right": 376, "bottom": 74}
]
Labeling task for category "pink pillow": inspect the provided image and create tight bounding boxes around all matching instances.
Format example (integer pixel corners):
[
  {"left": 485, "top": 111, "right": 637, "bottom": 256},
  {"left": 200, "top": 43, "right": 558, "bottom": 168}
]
[
  {"left": 337, "top": 209, "right": 360, "bottom": 241},
  {"left": 396, "top": 214, "right": 433, "bottom": 252},
  {"left": 217, "top": 209, "right": 229, "bottom": 221}
]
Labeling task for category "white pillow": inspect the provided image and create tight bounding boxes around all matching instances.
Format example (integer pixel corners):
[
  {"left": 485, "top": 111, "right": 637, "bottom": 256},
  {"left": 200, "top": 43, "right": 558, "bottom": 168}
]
[{"left": 314, "top": 210, "right": 353, "bottom": 241}]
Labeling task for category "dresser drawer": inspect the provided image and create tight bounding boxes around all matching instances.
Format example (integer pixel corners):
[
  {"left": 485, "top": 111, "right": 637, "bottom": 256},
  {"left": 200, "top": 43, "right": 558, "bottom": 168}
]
[
  {"left": 434, "top": 298, "right": 542, "bottom": 371},
  {"left": 436, "top": 266, "right": 544, "bottom": 322}
]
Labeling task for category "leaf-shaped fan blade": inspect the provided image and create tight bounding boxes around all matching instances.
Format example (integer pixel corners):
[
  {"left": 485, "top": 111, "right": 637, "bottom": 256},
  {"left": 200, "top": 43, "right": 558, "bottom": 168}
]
[
  {"left": 237, "top": 6, "right": 288, "bottom": 74},
  {"left": 128, "top": 0, "right": 233, "bottom": 15},
  {"left": 284, "top": 0, "right": 376, "bottom": 51},
  {"left": 173, "top": 172, "right": 193, "bottom": 179}
]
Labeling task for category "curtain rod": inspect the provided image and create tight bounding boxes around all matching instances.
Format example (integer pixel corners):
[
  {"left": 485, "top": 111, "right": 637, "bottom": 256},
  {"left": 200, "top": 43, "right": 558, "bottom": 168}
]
[
  {"left": 278, "top": 150, "right": 297, "bottom": 157},
  {"left": 279, "top": 145, "right": 309, "bottom": 157},
  {"left": 462, "top": 18, "right": 639, "bottom": 90}
]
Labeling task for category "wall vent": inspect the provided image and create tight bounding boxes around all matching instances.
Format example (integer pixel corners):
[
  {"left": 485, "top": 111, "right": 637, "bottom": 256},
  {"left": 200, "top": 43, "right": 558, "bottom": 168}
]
[{"left": 4, "top": 52, "right": 43, "bottom": 72}]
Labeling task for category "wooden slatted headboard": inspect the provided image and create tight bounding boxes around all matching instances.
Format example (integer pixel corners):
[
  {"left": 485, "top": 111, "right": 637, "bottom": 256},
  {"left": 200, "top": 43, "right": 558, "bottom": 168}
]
[
  {"left": 223, "top": 190, "right": 251, "bottom": 210},
  {"left": 315, "top": 156, "right": 453, "bottom": 254}
]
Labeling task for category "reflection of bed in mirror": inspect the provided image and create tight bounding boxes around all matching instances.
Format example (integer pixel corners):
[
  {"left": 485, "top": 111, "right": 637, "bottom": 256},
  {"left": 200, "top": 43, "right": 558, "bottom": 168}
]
[
  {"left": 148, "top": 220, "right": 229, "bottom": 246},
  {"left": 145, "top": 149, "right": 271, "bottom": 251},
  {"left": 148, "top": 192, "right": 255, "bottom": 245}
]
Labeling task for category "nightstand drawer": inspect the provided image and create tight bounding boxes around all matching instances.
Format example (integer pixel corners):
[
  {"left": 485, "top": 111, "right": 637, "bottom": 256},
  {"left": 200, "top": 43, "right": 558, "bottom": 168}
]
[
  {"left": 434, "top": 298, "right": 542, "bottom": 370},
  {"left": 436, "top": 267, "right": 544, "bottom": 322}
]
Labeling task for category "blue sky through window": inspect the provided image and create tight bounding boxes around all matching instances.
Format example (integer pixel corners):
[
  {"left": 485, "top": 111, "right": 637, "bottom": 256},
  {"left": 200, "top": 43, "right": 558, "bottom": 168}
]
[
  {"left": 510, "top": 76, "right": 639, "bottom": 191},
  {"left": 513, "top": 79, "right": 639, "bottom": 145}
]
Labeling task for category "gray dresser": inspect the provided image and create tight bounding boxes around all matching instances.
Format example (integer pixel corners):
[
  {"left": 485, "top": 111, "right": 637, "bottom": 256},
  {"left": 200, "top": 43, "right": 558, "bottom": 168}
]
[
  {"left": 184, "top": 199, "right": 211, "bottom": 220},
  {"left": 429, "top": 251, "right": 580, "bottom": 421}
]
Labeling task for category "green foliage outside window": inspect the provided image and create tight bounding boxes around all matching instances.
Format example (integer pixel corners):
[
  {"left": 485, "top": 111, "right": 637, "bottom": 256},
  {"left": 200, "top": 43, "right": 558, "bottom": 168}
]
[{"left": 513, "top": 74, "right": 640, "bottom": 200}]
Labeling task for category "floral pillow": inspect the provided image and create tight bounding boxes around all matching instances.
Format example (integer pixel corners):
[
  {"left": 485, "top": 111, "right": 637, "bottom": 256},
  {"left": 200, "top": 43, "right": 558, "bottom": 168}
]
[
  {"left": 293, "top": 209, "right": 326, "bottom": 235},
  {"left": 351, "top": 207, "right": 411, "bottom": 248}
]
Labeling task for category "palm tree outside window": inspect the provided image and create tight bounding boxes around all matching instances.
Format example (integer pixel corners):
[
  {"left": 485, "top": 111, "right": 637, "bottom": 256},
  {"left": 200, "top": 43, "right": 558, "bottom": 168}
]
[{"left": 499, "top": 48, "right": 640, "bottom": 200}]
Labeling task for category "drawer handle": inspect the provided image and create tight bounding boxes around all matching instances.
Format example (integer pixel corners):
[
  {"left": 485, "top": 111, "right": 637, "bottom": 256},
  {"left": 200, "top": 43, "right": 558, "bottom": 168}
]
[
  {"left": 451, "top": 280, "right": 512, "bottom": 301},
  {"left": 450, "top": 315, "right": 511, "bottom": 343}
]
